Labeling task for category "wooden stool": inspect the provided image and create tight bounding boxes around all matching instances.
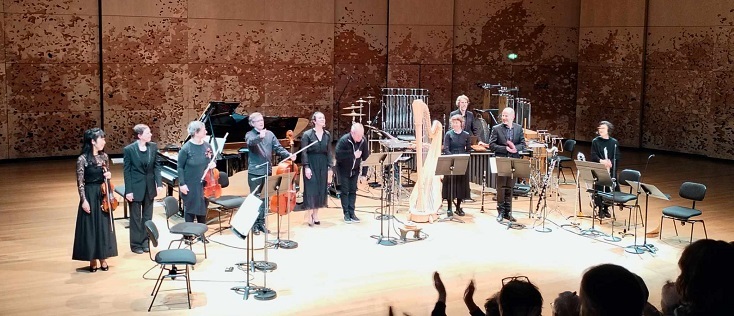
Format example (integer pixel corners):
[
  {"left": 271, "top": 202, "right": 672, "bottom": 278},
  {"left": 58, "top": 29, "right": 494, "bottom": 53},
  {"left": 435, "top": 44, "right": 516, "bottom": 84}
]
[{"left": 399, "top": 226, "right": 423, "bottom": 241}]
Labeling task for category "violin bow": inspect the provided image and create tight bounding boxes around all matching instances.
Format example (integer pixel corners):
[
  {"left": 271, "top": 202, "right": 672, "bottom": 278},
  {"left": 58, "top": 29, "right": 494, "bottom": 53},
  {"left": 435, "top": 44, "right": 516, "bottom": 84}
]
[{"left": 200, "top": 132, "right": 229, "bottom": 181}]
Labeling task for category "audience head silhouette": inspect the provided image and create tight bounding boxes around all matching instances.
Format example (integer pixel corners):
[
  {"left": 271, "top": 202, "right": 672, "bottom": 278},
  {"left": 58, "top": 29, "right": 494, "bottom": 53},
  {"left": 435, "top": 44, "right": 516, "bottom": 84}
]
[
  {"left": 498, "top": 276, "right": 543, "bottom": 316},
  {"left": 674, "top": 239, "right": 734, "bottom": 315},
  {"left": 579, "top": 264, "right": 646, "bottom": 316}
]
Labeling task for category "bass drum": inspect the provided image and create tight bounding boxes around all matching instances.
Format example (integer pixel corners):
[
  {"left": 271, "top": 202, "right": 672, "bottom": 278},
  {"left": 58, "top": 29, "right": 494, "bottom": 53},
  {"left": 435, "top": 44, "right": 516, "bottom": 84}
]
[{"left": 476, "top": 117, "right": 490, "bottom": 143}]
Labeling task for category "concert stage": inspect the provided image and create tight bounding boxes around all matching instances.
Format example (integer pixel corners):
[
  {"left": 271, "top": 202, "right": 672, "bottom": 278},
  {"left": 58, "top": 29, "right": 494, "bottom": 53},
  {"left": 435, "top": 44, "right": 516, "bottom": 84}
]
[{"left": 1, "top": 148, "right": 732, "bottom": 315}]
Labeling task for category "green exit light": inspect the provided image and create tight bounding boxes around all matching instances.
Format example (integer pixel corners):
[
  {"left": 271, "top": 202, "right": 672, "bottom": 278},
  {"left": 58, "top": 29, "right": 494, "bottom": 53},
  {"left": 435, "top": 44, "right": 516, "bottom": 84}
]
[{"left": 507, "top": 53, "right": 518, "bottom": 60}]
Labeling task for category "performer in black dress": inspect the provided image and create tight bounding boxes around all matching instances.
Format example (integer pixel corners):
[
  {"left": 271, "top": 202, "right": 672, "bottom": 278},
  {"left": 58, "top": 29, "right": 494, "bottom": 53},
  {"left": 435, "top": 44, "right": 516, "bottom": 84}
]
[
  {"left": 72, "top": 128, "right": 118, "bottom": 272},
  {"left": 590, "top": 120, "right": 620, "bottom": 219},
  {"left": 123, "top": 124, "right": 163, "bottom": 254},
  {"left": 177, "top": 121, "right": 216, "bottom": 224},
  {"left": 300, "top": 112, "right": 334, "bottom": 226},
  {"left": 441, "top": 114, "right": 471, "bottom": 216}
]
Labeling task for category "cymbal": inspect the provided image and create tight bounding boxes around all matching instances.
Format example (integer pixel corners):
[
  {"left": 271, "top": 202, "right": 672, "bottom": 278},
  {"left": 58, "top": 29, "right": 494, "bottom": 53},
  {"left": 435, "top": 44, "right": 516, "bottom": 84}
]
[
  {"left": 343, "top": 105, "right": 363, "bottom": 110},
  {"left": 342, "top": 112, "right": 365, "bottom": 117},
  {"left": 362, "top": 95, "right": 376, "bottom": 99},
  {"left": 355, "top": 99, "right": 368, "bottom": 103}
]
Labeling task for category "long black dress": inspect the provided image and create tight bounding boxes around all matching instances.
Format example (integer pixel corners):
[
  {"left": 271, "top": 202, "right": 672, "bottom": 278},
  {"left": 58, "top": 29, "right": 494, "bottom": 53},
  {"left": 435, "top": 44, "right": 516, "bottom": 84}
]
[
  {"left": 301, "top": 129, "right": 333, "bottom": 210},
  {"left": 441, "top": 130, "right": 471, "bottom": 200},
  {"left": 72, "top": 153, "right": 118, "bottom": 261},
  {"left": 177, "top": 141, "right": 212, "bottom": 216}
]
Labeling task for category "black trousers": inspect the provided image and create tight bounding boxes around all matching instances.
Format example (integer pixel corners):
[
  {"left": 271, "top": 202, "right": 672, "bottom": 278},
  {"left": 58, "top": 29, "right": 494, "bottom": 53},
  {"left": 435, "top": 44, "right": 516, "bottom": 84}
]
[
  {"left": 338, "top": 172, "right": 359, "bottom": 216},
  {"left": 247, "top": 173, "right": 266, "bottom": 225},
  {"left": 129, "top": 190, "right": 153, "bottom": 250},
  {"left": 496, "top": 175, "right": 515, "bottom": 206},
  {"left": 184, "top": 213, "right": 206, "bottom": 223}
]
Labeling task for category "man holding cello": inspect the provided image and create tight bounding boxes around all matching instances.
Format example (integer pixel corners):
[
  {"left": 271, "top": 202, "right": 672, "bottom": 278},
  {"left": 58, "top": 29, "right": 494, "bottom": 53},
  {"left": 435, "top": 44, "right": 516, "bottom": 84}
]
[{"left": 245, "top": 112, "right": 296, "bottom": 234}]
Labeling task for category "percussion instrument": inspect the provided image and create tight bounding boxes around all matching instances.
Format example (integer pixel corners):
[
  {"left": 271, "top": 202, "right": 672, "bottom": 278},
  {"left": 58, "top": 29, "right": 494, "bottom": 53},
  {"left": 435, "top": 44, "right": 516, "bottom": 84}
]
[
  {"left": 342, "top": 112, "right": 365, "bottom": 117},
  {"left": 342, "top": 105, "right": 363, "bottom": 110}
]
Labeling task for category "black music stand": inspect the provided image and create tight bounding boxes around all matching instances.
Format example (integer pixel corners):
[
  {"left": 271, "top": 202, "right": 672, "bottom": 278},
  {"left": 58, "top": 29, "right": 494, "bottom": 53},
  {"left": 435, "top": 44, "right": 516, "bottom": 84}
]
[
  {"left": 264, "top": 173, "right": 298, "bottom": 249},
  {"left": 575, "top": 161, "right": 618, "bottom": 241},
  {"left": 495, "top": 157, "right": 530, "bottom": 229},
  {"left": 436, "top": 154, "right": 470, "bottom": 224},
  {"left": 230, "top": 192, "right": 278, "bottom": 300},
  {"left": 625, "top": 181, "right": 669, "bottom": 254},
  {"left": 370, "top": 151, "right": 405, "bottom": 246}
]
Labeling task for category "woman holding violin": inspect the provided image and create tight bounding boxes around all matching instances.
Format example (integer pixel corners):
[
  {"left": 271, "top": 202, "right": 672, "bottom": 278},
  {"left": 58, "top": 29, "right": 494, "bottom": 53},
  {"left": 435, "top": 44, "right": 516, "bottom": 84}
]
[
  {"left": 72, "top": 128, "right": 118, "bottom": 272},
  {"left": 123, "top": 124, "right": 163, "bottom": 254},
  {"left": 300, "top": 112, "right": 333, "bottom": 226},
  {"left": 178, "top": 121, "right": 217, "bottom": 224}
]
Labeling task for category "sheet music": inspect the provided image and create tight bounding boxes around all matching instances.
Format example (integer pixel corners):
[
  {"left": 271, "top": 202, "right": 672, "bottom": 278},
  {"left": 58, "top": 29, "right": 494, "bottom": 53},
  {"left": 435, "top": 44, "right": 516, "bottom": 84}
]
[
  {"left": 489, "top": 157, "right": 498, "bottom": 174},
  {"left": 204, "top": 135, "right": 227, "bottom": 155},
  {"left": 230, "top": 194, "right": 263, "bottom": 233}
]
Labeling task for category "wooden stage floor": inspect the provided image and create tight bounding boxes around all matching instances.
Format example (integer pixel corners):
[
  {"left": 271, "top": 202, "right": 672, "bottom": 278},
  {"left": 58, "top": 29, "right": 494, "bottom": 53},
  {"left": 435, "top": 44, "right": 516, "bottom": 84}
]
[{"left": 1, "top": 146, "right": 732, "bottom": 315}]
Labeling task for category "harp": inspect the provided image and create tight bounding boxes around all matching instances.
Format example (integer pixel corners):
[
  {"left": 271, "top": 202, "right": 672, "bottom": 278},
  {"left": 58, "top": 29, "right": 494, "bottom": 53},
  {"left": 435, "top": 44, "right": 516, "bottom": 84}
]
[{"left": 408, "top": 99, "right": 443, "bottom": 223}]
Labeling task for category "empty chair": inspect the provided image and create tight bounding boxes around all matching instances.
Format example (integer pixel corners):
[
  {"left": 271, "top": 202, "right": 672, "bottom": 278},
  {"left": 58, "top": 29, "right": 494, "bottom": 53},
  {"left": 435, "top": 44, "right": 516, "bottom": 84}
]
[
  {"left": 144, "top": 220, "right": 197, "bottom": 312},
  {"left": 163, "top": 196, "right": 208, "bottom": 258},
  {"left": 207, "top": 173, "right": 245, "bottom": 234},
  {"left": 599, "top": 169, "right": 644, "bottom": 228},
  {"left": 660, "top": 182, "right": 708, "bottom": 243},
  {"left": 554, "top": 139, "right": 576, "bottom": 184}
]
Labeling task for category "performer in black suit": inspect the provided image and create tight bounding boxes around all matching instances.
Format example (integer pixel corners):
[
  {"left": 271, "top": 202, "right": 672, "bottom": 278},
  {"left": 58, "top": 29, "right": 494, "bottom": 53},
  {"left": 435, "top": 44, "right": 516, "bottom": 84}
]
[
  {"left": 335, "top": 123, "right": 370, "bottom": 223},
  {"left": 123, "top": 124, "right": 163, "bottom": 254},
  {"left": 488, "top": 107, "right": 526, "bottom": 222},
  {"left": 449, "top": 95, "right": 479, "bottom": 136},
  {"left": 442, "top": 114, "right": 471, "bottom": 216},
  {"left": 590, "top": 120, "right": 620, "bottom": 218}
]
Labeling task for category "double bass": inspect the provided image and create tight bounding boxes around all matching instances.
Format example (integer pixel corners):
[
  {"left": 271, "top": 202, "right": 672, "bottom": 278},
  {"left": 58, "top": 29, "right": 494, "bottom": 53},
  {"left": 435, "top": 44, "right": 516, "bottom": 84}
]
[{"left": 269, "top": 130, "right": 299, "bottom": 215}]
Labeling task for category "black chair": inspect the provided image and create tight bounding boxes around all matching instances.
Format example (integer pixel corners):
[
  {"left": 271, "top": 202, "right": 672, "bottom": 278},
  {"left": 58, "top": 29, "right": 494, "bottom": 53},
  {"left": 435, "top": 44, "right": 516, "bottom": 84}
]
[
  {"left": 599, "top": 169, "right": 644, "bottom": 229},
  {"left": 660, "top": 182, "right": 708, "bottom": 243},
  {"left": 163, "top": 196, "right": 208, "bottom": 259},
  {"left": 144, "top": 220, "right": 197, "bottom": 312},
  {"left": 206, "top": 173, "right": 245, "bottom": 235},
  {"left": 554, "top": 139, "right": 576, "bottom": 184}
]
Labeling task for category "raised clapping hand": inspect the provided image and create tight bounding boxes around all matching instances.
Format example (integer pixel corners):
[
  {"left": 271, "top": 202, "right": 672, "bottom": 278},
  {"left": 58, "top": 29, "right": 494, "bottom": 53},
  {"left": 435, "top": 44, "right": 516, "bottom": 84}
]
[
  {"left": 433, "top": 271, "right": 447, "bottom": 303},
  {"left": 507, "top": 140, "right": 517, "bottom": 153},
  {"left": 354, "top": 149, "right": 362, "bottom": 158},
  {"left": 464, "top": 280, "right": 481, "bottom": 312},
  {"left": 259, "top": 129, "right": 267, "bottom": 139}
]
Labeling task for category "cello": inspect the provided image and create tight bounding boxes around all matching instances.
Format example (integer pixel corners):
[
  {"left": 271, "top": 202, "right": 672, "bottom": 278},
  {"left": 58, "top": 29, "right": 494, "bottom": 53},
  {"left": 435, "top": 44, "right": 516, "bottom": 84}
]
[{"left": 269, "top": 130, "right": 299, "bottom": 215}]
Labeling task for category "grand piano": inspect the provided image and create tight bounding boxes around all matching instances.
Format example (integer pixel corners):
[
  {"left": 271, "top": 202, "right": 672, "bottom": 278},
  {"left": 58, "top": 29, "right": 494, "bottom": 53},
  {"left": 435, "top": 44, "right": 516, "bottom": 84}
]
[{"left": 158, "top": 101, "right": 309, "bottom": 199}]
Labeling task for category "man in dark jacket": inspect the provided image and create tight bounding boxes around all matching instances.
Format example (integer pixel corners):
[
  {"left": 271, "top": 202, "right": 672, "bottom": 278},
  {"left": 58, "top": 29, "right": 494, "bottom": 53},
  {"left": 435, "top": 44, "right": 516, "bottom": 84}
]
[{"left": 335, "top": 123, "right": 370, "bottom": 223}]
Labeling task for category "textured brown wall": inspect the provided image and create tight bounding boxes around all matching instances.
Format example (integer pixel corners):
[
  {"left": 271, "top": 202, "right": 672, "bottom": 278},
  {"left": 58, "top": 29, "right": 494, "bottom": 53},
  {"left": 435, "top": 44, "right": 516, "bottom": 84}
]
[
  {"left": 576, "top": 0, "right": 644, "bottom": 147},
  {"left": 643, "top": 0, "right": 734, "bottom": 159},
  {"left": 5, "top": 1, "right": 730, "bottom": 160},
  {"left": 4, "top": 0, "right": 100, "bottom": 159},
  {"left": 577, "top": 0, "right": 734, "bottom": 159}
]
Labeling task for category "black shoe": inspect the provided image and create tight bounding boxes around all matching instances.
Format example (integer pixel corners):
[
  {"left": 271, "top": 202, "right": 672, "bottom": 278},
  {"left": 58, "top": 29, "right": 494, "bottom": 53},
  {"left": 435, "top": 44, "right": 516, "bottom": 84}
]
[
  {"left": 100, "top": 263, "right": 109, "bottom": 271},
  {"left": 89, "top": 265, "right": 98, "bottom": 273},
  {"left": 198, "top": 236, "right": 210, "bottom": 244},
  {"left": 143, "top": 247, "right": 150, "bottom": 253},
  {"left": 314, "top": 221, "right": 321, "bottom": 225},
  {"left": 344, "top": 214, "right": 352, "bottom": 223},
  {"left": 350, "top": 215, "right": 361, "bottom": 223},
  {"left": 504, "top": 212, "right": 517, "bottom": 222},
  {"left": 455, "top": 209, "right": 465, "bottom": 216},
  {"left": 131, "top": 248, "right": 144, "bottom": 254}
]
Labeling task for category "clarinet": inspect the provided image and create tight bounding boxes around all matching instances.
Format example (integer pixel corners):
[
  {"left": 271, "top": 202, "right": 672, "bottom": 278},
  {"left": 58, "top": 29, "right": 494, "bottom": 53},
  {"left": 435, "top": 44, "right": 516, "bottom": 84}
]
[{"left": 534, "top": 155, "right": 558, "bottom": 216}]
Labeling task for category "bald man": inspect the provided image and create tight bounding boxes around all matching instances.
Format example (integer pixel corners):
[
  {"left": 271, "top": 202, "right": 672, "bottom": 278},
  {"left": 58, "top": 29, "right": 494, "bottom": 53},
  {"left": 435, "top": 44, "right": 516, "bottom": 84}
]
[
  {"left": 334, "top": 123, "right": 370, "bottom": 223},
  {"left": 488, "top": 107, "right": 526, "bottom": 222}
]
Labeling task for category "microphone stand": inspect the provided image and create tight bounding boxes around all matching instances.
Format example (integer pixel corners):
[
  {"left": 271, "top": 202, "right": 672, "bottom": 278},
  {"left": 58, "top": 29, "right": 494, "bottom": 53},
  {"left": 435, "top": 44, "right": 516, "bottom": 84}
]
[{"left": 604, "top": 143, "right": 621, "bottom": 242}]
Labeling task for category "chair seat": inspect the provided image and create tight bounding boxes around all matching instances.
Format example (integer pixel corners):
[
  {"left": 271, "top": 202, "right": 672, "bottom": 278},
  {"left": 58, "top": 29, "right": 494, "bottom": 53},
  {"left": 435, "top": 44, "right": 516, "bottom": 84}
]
[
  {"left": 170, "top": 222, "right": 208, "bottom": 236},
  {"left": 662, "top": 206, "right": 702, "bottom": 220},
  {"left": 599, "top": 192, "right": 637, "bottom": 204},
  {"left": 114, "top": 185, "right": 125, "bottom": 197},
  {"left": 556, "top": 156, "right": 572, "bottom": 162},
  {"left": 209, "top": 195, "right": 245, "bottom": 209},
  {"left": 155, "top": 248, "right": 197, "bottom": 265}
]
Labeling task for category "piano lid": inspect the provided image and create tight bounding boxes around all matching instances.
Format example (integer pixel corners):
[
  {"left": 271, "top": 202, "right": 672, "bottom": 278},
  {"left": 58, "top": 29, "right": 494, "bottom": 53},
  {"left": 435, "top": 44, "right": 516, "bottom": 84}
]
[{"left": 185, "top": 101, "right": 308, "bottom": 145}]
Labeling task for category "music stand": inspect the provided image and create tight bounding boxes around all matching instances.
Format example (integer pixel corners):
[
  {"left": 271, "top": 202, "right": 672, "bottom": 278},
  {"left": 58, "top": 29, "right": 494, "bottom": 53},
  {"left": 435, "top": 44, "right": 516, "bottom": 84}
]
[
  {"left": 575, "top": 161, "right": 618, "bottom": 241},
  {"left": 230, "top": 192, "right": 278, "bottom": 300},
  {"left": 370, "top": 151, "right": 405, "bottom": 246},
  {"left": 436, "top": 154, "right": 470, "bottom": 223},
  {"left": 264, "top": 173, "right": 298, "bottom": 249},
  {"left": 495, "top": 157, "right": 531, "bottom": 229},
  {"left": 625, "top": 181, "right": 669, "bottom": 254}
]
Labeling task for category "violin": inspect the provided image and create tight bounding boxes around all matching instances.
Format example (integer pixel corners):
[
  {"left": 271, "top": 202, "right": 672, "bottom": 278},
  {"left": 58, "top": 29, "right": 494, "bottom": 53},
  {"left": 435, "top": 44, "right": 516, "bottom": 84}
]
[
  {"left": 100, "top": 166, "right": 119, "bottom": 213},
  {"left": 203, "top": 147, "right": 222, "bottom": 199},
  {"left": 269, "top": 130, "right": 299, "bottom": 215}
]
